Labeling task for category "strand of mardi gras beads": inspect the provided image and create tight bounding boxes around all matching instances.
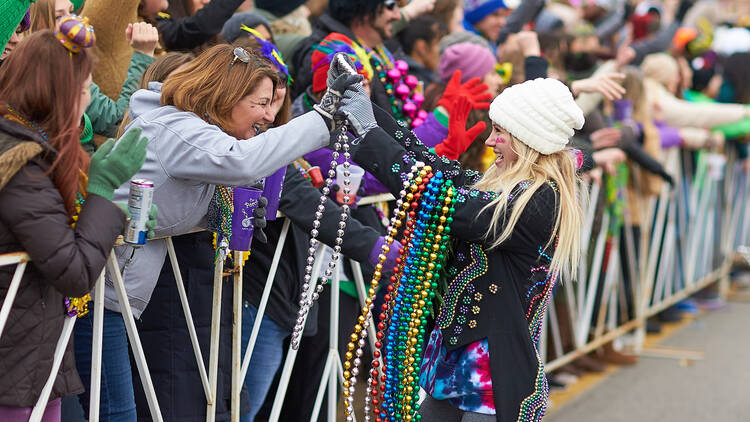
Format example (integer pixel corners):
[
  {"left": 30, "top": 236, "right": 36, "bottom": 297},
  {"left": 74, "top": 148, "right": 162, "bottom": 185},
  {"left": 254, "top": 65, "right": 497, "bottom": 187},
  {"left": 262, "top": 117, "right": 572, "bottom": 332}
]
[
  {"left": 341, "top": 163, "right": 428, "bottom": 421},
  {"left": 290, "top": 126, "right": 353, "bottom": 349},
  {"left": 369, "top": 168, "right": 436, "bottom": 422},
  {"left": 384, "top": 172, "right": 446, "bottom": 421},
  {"left": 375, "top": 173, "right": 454, "bottom": 422},
  {"left": 392, "top": 177, "right": 454, "bottom": 421}
]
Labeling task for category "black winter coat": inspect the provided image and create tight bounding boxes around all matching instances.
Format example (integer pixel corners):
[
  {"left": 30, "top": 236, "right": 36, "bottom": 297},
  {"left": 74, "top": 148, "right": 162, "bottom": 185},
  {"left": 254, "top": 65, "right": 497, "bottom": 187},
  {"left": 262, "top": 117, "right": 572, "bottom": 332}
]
[
  {"left": 157, "top": 0, "right": 244, "bottom": 51},
  {"left": 0, "top": 117, "right": 126, "bottom": 406},
  {"left": 351, "top": 106, "right": 568, "bottom": 422}
]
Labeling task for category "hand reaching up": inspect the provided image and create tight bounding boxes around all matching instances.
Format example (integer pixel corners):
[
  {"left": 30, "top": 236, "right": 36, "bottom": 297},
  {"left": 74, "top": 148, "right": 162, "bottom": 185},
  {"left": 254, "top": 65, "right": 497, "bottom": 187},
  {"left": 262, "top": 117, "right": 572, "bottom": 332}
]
[
  {"left": 434, "top": 96, "right": 487, "bottom": 160},
  {"left": 438, "top": 70, "right": 493, "bottom": 112},
  {"left": 571, "top": 72, "right": 627, "bottom": 101},
  {"left": 126, "top": 22, "right": 160, "bottom": 57}
]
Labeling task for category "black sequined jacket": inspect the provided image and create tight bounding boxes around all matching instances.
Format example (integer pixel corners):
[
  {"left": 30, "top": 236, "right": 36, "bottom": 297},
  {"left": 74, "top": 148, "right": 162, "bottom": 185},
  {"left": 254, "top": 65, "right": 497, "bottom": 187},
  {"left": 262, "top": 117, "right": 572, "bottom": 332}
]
[{"left": 351, "top": 104, "right": 571, "bottom": 422}]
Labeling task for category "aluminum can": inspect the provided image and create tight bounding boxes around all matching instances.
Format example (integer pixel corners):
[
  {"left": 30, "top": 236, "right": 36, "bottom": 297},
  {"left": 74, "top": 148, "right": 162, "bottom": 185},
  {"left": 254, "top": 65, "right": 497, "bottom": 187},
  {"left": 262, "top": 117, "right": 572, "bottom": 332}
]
[{"left": 124, "top": 179, "right": 154, "bottom": 245}]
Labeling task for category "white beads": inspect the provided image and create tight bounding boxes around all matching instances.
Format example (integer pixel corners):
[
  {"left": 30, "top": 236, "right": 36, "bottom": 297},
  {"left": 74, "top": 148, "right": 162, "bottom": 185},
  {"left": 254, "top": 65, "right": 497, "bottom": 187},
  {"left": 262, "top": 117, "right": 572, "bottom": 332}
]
[{"left": 290, "top": 126, "right": 353, "bottom": 349}]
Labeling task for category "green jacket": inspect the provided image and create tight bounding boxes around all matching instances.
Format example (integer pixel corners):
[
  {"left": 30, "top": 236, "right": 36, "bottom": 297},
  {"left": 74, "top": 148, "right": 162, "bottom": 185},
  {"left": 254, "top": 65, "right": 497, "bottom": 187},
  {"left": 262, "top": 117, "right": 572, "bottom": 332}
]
[{"left": 85, "top": 51, "right": 155, "bottom": 138}]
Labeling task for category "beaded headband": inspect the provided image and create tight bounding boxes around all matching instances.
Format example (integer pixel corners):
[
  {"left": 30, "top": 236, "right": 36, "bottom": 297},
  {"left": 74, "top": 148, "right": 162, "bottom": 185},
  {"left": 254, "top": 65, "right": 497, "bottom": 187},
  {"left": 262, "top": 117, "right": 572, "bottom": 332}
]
[
  {"left": 54, "top": 15, "right": 96, "bottom": 54},
  {"left": 239, "top": 24, "right": 292, "bottom": 83}
]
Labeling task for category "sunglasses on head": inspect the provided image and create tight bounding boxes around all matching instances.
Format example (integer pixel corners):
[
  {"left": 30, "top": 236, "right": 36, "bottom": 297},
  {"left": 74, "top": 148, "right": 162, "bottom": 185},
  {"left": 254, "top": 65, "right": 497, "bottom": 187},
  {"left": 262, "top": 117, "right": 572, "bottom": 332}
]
[
  {"left": 383, "top": 0, "right": 397, "bottom": 10},
  {"left": 230, "top": 47, "right": 251, "bottom": 68}
]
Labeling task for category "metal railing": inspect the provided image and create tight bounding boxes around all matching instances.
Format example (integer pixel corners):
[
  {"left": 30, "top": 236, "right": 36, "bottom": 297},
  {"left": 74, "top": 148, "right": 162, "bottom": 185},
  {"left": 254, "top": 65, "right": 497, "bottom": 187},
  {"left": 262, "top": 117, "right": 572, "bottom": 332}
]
[{"left": 1, "top": 146, "right": 748, "bottom": 421}]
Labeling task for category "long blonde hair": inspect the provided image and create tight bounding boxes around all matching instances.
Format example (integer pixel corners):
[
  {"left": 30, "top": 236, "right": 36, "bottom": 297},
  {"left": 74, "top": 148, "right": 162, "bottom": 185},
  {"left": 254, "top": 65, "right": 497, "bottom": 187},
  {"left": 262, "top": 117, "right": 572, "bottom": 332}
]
[{"left": 472, "top": 136, "right": 584, "bottom": 279}]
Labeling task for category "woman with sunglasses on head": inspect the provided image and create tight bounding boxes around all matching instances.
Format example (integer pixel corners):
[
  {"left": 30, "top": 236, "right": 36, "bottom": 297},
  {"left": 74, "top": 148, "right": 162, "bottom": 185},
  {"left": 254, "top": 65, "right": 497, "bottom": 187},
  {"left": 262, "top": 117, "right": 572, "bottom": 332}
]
[
  {"left": 330, "top": 54, "right": 588, "bottom": 422},
  {"left": 70, "top": 43, "right": 361, "bottom": 421},
  {"left": 0, "top": 20, "right": 148, "bottom": 422}
]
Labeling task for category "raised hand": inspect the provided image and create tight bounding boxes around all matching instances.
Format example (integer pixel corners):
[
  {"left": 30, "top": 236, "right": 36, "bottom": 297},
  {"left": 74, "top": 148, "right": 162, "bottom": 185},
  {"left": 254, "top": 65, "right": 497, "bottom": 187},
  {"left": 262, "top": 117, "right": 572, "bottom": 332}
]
[
  {"left": 571, "top": 72, "right": 627, "bottom": 101},
  {"left": 434, "top": 96, "right": 487, "bottom": 160},
  {"left": 438, "top": 70, "right": 493, "bottom": 112},
  {"left": 126, "top": 22, "right": 160, "bottom": 57}
]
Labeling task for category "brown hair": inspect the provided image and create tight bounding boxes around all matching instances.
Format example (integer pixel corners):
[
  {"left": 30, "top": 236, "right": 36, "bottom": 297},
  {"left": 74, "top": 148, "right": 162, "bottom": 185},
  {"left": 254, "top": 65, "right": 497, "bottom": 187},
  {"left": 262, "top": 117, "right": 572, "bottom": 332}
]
[
  {"left": 232, "top": 37, "right": 291, "bottom": 126},
  {"left": 0, "top": 30, "right": 93, "bottom": 214},
  {"left": 139, "top": 51, "right": 195, "bottom": 89},
  {"left": 161, "top": 44, "right": 279, "bottom": 132},
  {"left": 28, "top": 0, "right": 57, "bottom": 31},
  {"left": 117, "top": 52, "right": 195, "bottom": 137},
  {"left": 432, "top": 0, "right": 460, "bottom": 31}
]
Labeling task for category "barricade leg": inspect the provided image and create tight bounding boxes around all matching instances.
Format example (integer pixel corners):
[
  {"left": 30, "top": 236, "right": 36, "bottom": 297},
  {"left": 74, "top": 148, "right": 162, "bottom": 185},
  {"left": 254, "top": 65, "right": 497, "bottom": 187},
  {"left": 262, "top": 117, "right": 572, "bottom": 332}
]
[
  {"left": 206, "top": 255, "right": 224, "bottom": 422},
  {"left": 88, "top": 270, "right": 106, "bottom": 421},
  {"left": 166, "top": 237, "right": 212, "bottom": 400},
  {"left": 268, "top": 246, "right": 327, "bottom": 422},
  {"left": 0, "top": 253, "right": 28, "bottom": 340},
  {"left": 240, "top": 219, "right": 291, "bottom": 381},
  {"left": 29, "top": 316, "right": 77, "bottom": 422},
  {"left": 232, "top": 251, "right": 243, "bottom": 422},
  {"left": 107, "top": 252, "right": 163, "bottom": 421}
]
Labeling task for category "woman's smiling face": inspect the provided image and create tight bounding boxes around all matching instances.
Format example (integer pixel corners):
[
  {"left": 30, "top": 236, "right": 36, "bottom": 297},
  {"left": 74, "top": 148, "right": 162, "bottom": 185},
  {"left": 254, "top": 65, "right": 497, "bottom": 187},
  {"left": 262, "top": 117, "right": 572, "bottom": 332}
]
[{"left": 485, "top": 123, "right": 518, "bottom": 171}]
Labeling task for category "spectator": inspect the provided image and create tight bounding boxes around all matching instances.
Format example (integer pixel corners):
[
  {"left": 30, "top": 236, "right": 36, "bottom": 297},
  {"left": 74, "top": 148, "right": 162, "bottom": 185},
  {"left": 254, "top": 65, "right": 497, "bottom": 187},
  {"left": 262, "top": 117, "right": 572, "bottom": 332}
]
[
  {"left": 0, "top": 27, "right": 147, "bottom": 422},
  {"left": 397, "top": 15, "right": 446, "bottom": 85}
]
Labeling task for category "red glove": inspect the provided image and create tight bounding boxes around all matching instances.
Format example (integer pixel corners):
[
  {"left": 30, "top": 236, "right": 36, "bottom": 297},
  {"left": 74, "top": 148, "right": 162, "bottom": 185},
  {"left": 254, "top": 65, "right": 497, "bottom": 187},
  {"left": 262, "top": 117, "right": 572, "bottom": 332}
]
[
  {"left": 438, "top": 70, "right": 492, "bottom": 112},
  {"left": 434, "top": 96, "right": 487, "bottom": 160}
]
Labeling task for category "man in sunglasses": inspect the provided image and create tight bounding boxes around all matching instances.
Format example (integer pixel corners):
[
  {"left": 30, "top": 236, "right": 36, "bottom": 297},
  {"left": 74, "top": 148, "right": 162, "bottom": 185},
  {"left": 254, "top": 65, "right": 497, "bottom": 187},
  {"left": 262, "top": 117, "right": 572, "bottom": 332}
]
[{"left": 290, "top": 0, "right": 402, "bottom": 117}]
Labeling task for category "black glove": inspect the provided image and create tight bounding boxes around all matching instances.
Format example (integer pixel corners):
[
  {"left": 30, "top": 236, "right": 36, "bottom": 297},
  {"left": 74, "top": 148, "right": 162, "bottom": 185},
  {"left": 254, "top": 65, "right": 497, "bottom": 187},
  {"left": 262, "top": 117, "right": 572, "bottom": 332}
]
[{"left": 253, "top": 197, "right": 268, "bottom": 244}]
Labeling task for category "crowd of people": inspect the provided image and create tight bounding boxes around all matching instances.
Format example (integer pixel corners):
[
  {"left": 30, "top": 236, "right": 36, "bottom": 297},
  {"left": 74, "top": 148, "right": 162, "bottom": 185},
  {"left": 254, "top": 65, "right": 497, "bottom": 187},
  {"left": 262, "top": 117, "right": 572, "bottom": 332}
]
[{"left": 0, "top": 0, "right": 749, "bottom": 421}]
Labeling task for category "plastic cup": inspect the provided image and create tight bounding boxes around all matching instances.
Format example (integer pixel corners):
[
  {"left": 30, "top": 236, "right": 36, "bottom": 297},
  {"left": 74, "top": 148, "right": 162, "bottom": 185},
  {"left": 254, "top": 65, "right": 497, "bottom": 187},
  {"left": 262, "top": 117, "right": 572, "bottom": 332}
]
[
  {"left": 262, "top": 167, "right": 285, "bottom": 221},
  {"left": 613, "top": 99, "right": 633, "bottom": 122},
  {"left": 228, "top": 186, "right": 262, "bottom": 251},
  {"left": 335, "top": 164, "right": 364, "bottom": 205}
]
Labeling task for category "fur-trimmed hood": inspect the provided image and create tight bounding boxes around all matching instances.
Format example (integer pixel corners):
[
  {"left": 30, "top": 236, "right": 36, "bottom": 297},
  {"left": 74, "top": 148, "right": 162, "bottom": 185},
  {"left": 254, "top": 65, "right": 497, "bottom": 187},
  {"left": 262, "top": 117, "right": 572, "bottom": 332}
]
[{"left": 0, "top": 116, "right": 54, "bottom": 191}]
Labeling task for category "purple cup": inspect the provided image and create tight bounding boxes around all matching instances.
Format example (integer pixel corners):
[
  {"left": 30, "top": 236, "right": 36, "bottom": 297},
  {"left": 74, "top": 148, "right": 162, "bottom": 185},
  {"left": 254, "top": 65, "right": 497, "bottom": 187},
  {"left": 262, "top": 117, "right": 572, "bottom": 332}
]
[
  {"left": 228, "top": 186, "right": 263, "bottom": 251},
  {"left": 613, "top": 99, "right": 633, "bottom": 122},
  {"left": 262, "top": 167, "right": 286, "bottom": 221}
]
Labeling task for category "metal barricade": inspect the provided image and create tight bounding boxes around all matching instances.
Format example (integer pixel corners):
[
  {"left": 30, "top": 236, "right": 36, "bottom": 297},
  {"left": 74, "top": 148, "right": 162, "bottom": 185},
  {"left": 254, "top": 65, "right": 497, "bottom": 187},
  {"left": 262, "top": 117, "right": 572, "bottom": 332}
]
[{"left": 2, "top": 148, "right": 747, "bottom": 421}]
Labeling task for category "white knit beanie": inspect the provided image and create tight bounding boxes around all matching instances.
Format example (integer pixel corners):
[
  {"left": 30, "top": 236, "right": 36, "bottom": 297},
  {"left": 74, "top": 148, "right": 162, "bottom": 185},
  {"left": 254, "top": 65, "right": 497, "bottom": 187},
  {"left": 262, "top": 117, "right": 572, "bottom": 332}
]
[{"left": 488, "top": 78, "right": 585, "bottom": 155}]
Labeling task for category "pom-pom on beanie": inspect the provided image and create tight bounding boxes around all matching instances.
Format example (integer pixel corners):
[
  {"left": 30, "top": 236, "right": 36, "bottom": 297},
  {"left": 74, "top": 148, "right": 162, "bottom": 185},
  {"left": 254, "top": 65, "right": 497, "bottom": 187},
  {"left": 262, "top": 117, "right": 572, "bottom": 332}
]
[
  {"left": 439, "top": 42, "right": 496, "bottom": 83},
  {"left": 488, "top": 78, "right": 584, "bottom": 155},
  {"left": 464, "top": 0, "right": 507, "bottom": 25}
]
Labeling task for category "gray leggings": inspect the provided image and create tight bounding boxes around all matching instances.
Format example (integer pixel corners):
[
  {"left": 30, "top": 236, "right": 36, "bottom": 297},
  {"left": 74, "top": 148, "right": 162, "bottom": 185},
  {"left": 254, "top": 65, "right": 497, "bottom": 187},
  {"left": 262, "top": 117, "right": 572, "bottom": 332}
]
[{"left": 417, "top": 395, "right": 496, "bottom": 422}]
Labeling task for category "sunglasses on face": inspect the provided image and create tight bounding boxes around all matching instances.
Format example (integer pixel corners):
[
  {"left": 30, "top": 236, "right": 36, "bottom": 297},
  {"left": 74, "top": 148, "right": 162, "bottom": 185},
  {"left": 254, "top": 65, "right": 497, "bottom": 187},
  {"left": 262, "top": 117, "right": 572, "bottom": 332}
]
[
  {"left": 383, "top": 0, "right": 397, "bottom": 10},
  {"left": 230, "top": 47, "right": 251, "bottom": 68}
]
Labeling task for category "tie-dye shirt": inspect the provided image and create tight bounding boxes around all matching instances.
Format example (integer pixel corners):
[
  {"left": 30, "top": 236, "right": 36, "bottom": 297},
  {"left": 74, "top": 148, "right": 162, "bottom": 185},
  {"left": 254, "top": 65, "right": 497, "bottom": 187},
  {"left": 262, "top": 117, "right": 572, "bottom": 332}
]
[{"left": 419, "top": 328, "right": 495, "bottom": 414}]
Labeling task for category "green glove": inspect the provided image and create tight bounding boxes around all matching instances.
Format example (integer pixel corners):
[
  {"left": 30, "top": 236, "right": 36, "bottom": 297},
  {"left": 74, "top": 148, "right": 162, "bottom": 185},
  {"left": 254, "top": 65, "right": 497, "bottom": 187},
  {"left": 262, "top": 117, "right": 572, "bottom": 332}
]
[
  {"left": 115, "top": 203, "right": 158, "bottom": 239},
  {"left": 87, "top": 128, "right": 148, "bottom": 200},
  {"left": 146, "top": 203, "right": 158, "bottom": 239}
]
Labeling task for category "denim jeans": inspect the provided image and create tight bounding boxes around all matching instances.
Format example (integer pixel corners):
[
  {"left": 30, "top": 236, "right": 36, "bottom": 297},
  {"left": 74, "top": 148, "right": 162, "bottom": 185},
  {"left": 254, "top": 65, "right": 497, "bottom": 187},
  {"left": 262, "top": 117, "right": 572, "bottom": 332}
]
[
  {"left": 74, "top": 307, "right": 137, "bottom": 422},
  {"left": 239, "top": 302, "right": 289, "bottom": 422}
]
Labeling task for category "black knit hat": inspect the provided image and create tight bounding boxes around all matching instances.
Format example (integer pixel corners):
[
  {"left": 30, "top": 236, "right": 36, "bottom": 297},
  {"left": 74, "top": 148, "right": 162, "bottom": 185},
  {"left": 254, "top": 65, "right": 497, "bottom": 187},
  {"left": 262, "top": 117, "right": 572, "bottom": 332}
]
[
  {"left": 254, "top": 0, "right": 306, "bottom": 18},
  {"left": 222, "top": 12, "right": 272, "bottom": 42},
  {"left": 329, "top": 0, "right": 387, "bottom": 24}
]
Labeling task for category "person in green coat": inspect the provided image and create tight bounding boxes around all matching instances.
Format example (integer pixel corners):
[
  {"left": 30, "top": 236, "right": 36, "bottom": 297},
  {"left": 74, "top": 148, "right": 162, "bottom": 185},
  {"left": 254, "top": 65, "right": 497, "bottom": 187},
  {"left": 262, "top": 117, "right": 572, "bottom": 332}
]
[{"left": 84, "top": 22, "right": 159, "bottom": 141}]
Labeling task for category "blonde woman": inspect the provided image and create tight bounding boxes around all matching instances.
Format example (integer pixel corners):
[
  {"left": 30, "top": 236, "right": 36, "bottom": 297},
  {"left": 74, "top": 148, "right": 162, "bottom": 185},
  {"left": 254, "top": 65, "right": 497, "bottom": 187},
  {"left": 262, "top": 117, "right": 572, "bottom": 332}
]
[{"left": 338, "top": 73, "right": 586, "bottom": 421}]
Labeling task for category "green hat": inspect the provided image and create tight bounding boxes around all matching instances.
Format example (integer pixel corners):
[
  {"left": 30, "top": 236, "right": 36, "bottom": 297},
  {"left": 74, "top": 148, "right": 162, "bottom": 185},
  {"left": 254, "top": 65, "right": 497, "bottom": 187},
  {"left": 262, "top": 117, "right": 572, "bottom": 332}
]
[{"left": 0, "top": 0, "right": 33, "bottom": 53}]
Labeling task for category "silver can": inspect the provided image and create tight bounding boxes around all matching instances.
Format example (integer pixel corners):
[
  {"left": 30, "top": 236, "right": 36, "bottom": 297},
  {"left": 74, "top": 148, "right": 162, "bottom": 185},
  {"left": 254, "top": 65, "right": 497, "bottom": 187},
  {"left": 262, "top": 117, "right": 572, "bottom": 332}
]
[{"left": 124, "top": 179, "right": 154, "bottom": 246}]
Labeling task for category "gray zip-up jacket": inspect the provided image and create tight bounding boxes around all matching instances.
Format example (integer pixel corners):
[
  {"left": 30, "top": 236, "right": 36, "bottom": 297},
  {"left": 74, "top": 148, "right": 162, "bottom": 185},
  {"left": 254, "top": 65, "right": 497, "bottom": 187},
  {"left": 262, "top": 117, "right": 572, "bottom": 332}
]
[{"left": 104, "top": 82, "right": 330, "bottom": 317}]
